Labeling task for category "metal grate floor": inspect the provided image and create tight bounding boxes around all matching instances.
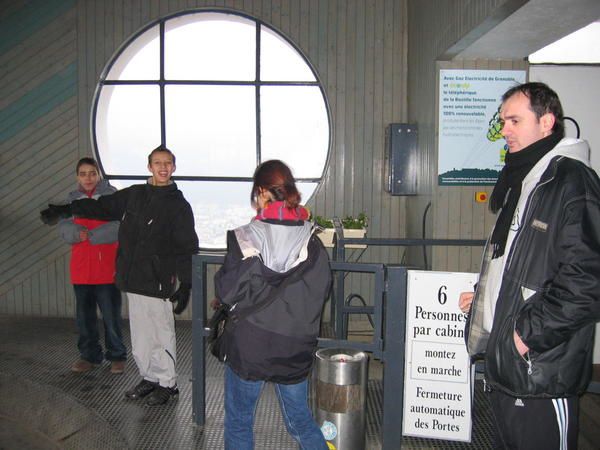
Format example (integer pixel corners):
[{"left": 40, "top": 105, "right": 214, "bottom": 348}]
[{"left": 0, "top": 315, "right": 498, "bottom": 449}]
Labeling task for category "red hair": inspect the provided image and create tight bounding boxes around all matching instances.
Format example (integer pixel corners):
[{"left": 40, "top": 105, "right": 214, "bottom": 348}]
[{"left": 251, "top": 160, "right": 301, "bottom": 209}]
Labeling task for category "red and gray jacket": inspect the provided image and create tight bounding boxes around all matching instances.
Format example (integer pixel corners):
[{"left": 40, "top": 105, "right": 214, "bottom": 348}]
[
  {"left": 215, "top": 206, "right": 331, "bottom": 384},
  {"left": 58, "top": 180, "right": 119, "bottom": 285}
]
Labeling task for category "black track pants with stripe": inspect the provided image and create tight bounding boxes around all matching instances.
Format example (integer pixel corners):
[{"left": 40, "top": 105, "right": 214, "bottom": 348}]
[{"left": 488, "top": 390, "right": 578, "bottom": 450}]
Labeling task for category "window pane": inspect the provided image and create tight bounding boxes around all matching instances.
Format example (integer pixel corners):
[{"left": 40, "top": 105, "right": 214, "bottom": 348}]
[
  {"left": 107, "top": 180, "right": 317, "bottom": 249},
  {"left": 95, "top": 85, "right": 161, "bottom": 175},
  {"left": 94, "top": 11, "right": 331, "bottom": 249},
  {"left": 184, "top": 181, "right": 317, "bottom": 248},
  {"left": 165, "top": 12, "right": 256, "bottom": 80},
  {"left": 110, "top": 180, "right": 252, "bottom": 249},
  {"left": 261, "top": 86, "right": 329, "bottom": 178},
  {"left": 296, "top": 182, "right": 318, "bottom": 206},
  {"left": 106, "top": 25, "right": 159, "bottom": 80},
  {"left": 260, "top": 26, "right": 316, "bottom": 82},
  {"left": 180, "top": 181, "right": 254, "bottom": 248},
  {"left": 165, "top": 85, "right": 257, "bottom": 176}
]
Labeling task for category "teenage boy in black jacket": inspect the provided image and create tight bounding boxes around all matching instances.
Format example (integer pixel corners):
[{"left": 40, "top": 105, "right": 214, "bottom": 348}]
[{"left": 42, "top": 147, "right": 199, "bottom": 406}]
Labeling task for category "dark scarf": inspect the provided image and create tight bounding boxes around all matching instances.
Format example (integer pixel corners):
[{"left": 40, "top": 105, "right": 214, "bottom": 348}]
[{"left": 489, "top": 132, "right": 563, "bottom": 259}]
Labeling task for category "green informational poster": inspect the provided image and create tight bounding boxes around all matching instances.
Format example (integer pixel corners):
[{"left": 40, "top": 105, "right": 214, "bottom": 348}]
[{"left": 438, "top": 69, "right": 526, "bottom": 186}]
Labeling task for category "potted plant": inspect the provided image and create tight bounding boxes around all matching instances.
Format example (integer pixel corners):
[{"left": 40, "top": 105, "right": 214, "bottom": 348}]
[{"left": 314, "top": 213, "right": 368, "bottom": 248}]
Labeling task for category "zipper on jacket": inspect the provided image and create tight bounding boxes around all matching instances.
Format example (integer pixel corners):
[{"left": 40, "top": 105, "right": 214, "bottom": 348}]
[
  {"left": 483, "top": 377, "right": 489, "bottom": 392},
  {"left": 525, "top": 353, "right": 532, "bottom": 375},
  {"left": 521, "top": 351, "right": 533, "bottom": 375}
]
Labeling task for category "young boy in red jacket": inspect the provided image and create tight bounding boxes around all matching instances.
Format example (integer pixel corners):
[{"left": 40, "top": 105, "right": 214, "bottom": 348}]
[{"left": 58, "top": 157, "right": 126, "bottom": 374}]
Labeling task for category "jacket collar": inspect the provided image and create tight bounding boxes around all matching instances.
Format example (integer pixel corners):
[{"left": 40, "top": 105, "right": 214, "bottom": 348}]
[
  {"left": 77, "top": 179, "right": 113, "bottom": 196},
  {"left": 524, "top": 138, "right": 591, "bottom": 185},
  {"left": 145, "top": 179, "right": 178, "bottom": 193}
]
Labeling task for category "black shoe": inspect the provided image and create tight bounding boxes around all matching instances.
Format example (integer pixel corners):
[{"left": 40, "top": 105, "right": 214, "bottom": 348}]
[
  {"left": 145, "top": 385, "right": 179, "bottom": 406},
  {"left": 125, "top": 379, "right": 158, "bottom": 400}
]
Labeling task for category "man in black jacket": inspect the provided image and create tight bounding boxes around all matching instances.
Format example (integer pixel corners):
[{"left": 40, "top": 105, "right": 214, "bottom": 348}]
[
  {"left": 459, "top": 82, "right": 600, "bottom": 449},
  {"left": 42, "top": 147, "right": 199, "bottom": 406}
]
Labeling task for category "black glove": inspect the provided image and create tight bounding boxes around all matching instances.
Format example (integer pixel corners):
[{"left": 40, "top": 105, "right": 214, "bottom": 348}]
[
  {"left": 207, "top": 301, "right": 229, "bottom": 343},
  {"left": 170, "top": 283, "right": 191, "bottom": 315},
  {"left": 40, "top": 204, "right": 73, "bottom": 226}
]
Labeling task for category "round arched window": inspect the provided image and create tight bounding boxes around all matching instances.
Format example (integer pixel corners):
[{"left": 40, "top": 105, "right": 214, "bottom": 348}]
[{"left": 93, "top": 10, "right": 331, "bottom": 248}]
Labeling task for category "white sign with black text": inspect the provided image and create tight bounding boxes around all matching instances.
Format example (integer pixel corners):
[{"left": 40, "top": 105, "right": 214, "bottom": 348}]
[{"left": 402, "top": 270, "right": 477, "bottom": 442}]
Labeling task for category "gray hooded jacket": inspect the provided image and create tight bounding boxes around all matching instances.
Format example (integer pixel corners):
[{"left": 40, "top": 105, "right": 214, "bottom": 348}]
[{"left": 215, "top": 219, "right": 331, "bottom": 383}]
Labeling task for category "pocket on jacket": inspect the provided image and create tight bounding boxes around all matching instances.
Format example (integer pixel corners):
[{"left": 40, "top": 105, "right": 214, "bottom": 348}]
[
  {"left": 491, "top": 315, "right": 530, "bottom": 388},
  {"left": 131, "top": 256, "right": 156, "bottom": 286},
  {"left": 152, "top": 255, "right": 176, "bottom": 295}
]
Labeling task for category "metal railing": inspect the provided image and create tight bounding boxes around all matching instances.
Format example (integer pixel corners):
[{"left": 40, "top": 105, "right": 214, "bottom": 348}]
[
  {"left": 190, "top": 240, "right": 485, "bottom": 450},
  {"left": 191, "top": 252, "right": 408, "bottom": 449},
  {"left": 329, "top": 227, "right": 486, "bottom": 340},
  {"left": 190, "top": 234, "right": 599, "bottom": 449}
]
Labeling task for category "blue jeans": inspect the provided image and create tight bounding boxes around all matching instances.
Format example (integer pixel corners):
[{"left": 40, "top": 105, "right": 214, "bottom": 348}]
[
  {"left": 224, "top": 365, "right": 327, "bottom": 450},
  {"left": 74, "top": 284, "right": 126, "bottom": 363}
]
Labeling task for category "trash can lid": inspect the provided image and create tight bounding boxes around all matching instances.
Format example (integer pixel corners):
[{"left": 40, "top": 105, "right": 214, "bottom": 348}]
[
  {"left": 315, "top": 348, "right": 369, "bottom": 385},
  {"left": 316, "top": 348, "right": 367, "bottom": 362},
  {"left": 330, "top": 353, "right": 361, "bottom": 362}
]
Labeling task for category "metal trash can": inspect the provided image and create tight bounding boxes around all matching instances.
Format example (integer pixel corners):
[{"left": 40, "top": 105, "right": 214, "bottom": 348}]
[{"left": 313, "top": 348, "right": 369, "bottom": 450}]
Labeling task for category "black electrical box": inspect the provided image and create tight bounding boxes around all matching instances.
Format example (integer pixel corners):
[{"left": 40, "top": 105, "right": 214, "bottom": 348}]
[{"left": 384, "top": 123, "right": 418, "bottom": 195}]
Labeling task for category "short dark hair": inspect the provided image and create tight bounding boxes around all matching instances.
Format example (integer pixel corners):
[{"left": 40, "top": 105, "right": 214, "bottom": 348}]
[
  {"left": 76, "top": 157, "right": 100, "bottom": 174},
  {"left": 251, "top": 160, "right": 301, "bottom": 209},
  {"left": 148, "top": 146, "right": 176, "bottom": 165},
  {"left": 502, "top": 82, "right": 564, "bottom": 136}
]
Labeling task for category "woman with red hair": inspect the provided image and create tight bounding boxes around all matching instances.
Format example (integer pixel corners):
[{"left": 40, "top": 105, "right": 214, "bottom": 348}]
[{"left": 215, "top": 160, "right": 331, "bottom": 449}]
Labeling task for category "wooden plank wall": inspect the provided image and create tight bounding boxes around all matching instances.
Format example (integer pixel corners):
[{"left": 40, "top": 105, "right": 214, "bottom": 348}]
[
  {"left": 1, "top": 0, "right": 409, "bottom": 320},
  {"left": 406, "top": 0, "right": 527, "bottom": 272},
  {"left": 0, "top": 0, "right": 78, "bottom": 317}
]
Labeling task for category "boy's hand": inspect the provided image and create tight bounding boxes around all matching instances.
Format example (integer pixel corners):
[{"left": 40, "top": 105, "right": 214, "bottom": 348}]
[
  {"left": 40, "top": 204, "right": 72, "bottom": 225},
  {"left": 170, "top": 284, "right": 191, "bottom": 314}
]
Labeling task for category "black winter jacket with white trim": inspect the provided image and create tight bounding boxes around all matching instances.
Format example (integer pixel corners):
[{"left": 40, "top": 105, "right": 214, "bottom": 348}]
[
  {"left": 71, "top": 182, "right": 199, "bottom": 298},
  {"left": 214, "top": 219, "right": 331, "bottom": 384},
  {"left": 467, "top": 138, "right": 600, "bottom": 397}
]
